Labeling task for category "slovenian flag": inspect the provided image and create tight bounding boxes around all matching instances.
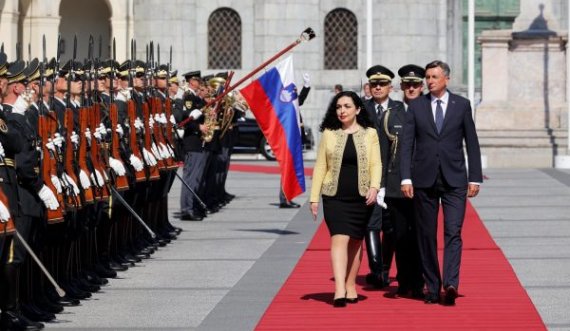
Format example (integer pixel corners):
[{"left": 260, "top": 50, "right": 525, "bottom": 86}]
[{"left": 240, "top": 55, "right": 305, "bottom": 200}]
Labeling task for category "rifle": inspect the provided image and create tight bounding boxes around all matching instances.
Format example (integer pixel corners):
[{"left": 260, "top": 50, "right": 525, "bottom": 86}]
[{"left": 127, "top": 39, "right": 147, "bottom": 182}]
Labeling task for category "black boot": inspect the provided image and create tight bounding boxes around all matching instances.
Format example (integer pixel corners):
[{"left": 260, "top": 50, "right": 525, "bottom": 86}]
[
  {"left": 382, "top": 229, "right": 395, "bottom": 287},
  {"left": 0, "top": 264, "right": 45, "bottom": 330},
  {"left": 364, "top": 230, "right": 386, "bottom": 288}
]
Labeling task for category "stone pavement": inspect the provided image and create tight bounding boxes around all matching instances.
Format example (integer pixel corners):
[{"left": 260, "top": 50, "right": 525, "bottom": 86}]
[{"left": 43, "top": 164, "right": 569, "bottom": 330}]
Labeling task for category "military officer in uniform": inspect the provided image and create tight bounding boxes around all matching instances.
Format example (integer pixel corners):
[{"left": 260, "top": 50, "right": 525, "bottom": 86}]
[
  {"left": 362, "top": 65, "right": 404, "bottom": 288},
  {"left": 376, "top": 64, "right": 426, "bottom": 298}
]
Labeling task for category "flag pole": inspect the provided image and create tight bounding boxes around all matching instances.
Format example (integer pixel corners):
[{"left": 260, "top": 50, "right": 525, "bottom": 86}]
[{"left": 176, "top": 27, "right": 315, "bottom": 128}]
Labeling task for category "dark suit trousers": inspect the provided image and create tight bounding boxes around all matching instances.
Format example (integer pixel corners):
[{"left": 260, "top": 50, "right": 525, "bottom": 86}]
[{"left": 413, "top": 170, "right": 467, "bottom": 294}]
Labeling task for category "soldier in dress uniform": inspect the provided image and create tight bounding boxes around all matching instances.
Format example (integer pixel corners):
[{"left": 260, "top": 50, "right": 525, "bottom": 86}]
[
  {"left": 0, "top": 59, "right": 45, "bottom": 331},
  {"left": 362, "top": 65, "right": 404, "bottom": 288},
  {"left": 376, "top": 64, "right": 426, "bottom": 298},
  {"left": 175, "top": 71, "right": 208, "bottom": 221}
]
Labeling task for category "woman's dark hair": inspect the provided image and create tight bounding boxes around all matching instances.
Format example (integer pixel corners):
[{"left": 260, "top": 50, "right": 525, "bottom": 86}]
[{"left": 319, "top": 91, "right": 373, "bottom": 132}]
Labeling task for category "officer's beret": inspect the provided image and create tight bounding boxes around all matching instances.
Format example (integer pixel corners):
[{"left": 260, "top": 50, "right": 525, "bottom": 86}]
[
  {"left": 183, "top": 70, "right": 201, "bottom": 81},
  {"left": 0, "top": 52, "right": 8, "bottom": 77},
  {"left": 366, "top": 65, "right": 394, "bottom": 82},
  {"left": 398, "top": 64, "right": 425, "bottom": 83},
  {"left": 6, "top": 60, "right": 27, "bottom": 84}
]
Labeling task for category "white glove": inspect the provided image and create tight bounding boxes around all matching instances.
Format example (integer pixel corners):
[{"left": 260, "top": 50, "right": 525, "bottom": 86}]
[
  {"left": 148, "top": 116, "right": 155, "bottom": 129},
  {"left": 38, "top": 185, "right": 59, "bottom": 210},
  {"left": 166, "top": 144, "right": 176, "bottom": 158},
  {"left": 142, "top": 148, "right": 158, "bottom": 166},
  {"left": 159, "top": 113, "right": 168, "bottom": 124},
  {"left": 0, "top": 142, "right": 5, "bottom": 158},
  {"left": 151, "top": 143, "right": 163, "bottom": 160},
  {"left": 70, "top": 131, "right": 79, "bottom": 145},
  {"left": 158, "top": 143, "right": 170, "bottom": 159},
  {"left": 129, "top": 154, "right": 144, "bottom": 172},
  {"left": 50, "top": 175, "right": 62, "bottom": 193},
  {"left": 376, "top": 187, "right": 387, "bottom": 209},
  {"left": 46, "top": 139, "right": 55, "bottom": 152},
  {"left": 90, "top": 169, "right": 105, "bottom": 187},
  {"left": 85, "top": 128, "right": 92, "bottom": 144},
  {"left": 79, "top": 170, "right": 91, "bottom": 189},
  {"left": 303, "top": 73, "right": 310, "bottom": 87},
  {"left": 93, "top": 129, "right": 102, "bottom": 141},
  {"left": 116, "top": 124, "right": 124, "bottom": 137},
  {"left": 99, "top": 123, "right": 107, "bottom": 137},
  {"left": 134, "top": 118, "right": 144, "bottom": 130},
  {"left": 62, "top": 173, "right": 80, "bottom": 195},
  {"left": 176, "top": 128, "right": 185, "bottom": 138},
  {"left": 52, "top": 133, "right": 63, "bottom": 148},
  {"left": 108, "top": 157, "right": 127, "bottom": 176},
  {"left": 169, "top": 114, "right": 176, "bottom": 125},
  {"left": 189, "top": 109, "right": 202, "bottom": 120},
  {"left": 0, "top": 200, "right": 10, "bottom": 223}
]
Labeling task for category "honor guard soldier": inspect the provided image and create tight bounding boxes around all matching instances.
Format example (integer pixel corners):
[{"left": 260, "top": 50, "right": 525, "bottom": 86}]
[
  {"left": 0, "top": 59, "right": 45, "bottom": 331},
  {"left": 398, "top": 64, "right": 425, "bottom": 109},
  {"left": 362, "top": 65, "right": 404, "bottom": 288}
]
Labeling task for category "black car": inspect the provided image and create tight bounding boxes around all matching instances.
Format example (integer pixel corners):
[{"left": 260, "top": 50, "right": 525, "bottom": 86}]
[{"left": 233, "top": 115, "right": 314, "bottom": 160}]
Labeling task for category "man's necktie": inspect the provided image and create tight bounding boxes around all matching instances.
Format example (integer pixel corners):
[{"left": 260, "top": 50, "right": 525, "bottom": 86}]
[{"left": 435, "top": 99, "right": 444, "bottom": 134}]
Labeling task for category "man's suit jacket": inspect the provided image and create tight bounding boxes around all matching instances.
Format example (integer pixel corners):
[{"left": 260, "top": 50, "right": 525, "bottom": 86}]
[{"left": 400, "top": 92, "right": 482, "bottom": 188}]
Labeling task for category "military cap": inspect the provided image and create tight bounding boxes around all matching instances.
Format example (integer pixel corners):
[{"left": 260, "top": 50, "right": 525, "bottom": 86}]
[
  {"left": 25, "top": 58, "right": 41, "bottom": 82},
  {"left": 6, "top": 60, "right": 27, "bottom": 84},
  {"left": 0, "top": 52, "right": 7, "bottom": 77},
  {"left": 202, "top": 74, "right": 214, "bottom": 82},
  {"left": 215, "top": 72, "right": 228, "bottom": 80},
  {"left": 155, "top": 64, "right": 169, "bottom": 78},
  {"left": 43, "top": 58, "right": 56, "bottom": 80},
  {"left": 98, "top": 59, "right": 119, "bottom": 75},
  {"left": 169, "top": 70, "right": 179, "bottom": 84},
  {"left": 183, "top": 70, "right": 201, "bottom": 81},
  {"left": 366, "top": 65, "right": 394, "bottom": 83},
  {"left": 59, "top": 60, "right": 84, "bottom": 77},
  {"left": 398, "top": 64, "right": 425, "bottom": 83}
]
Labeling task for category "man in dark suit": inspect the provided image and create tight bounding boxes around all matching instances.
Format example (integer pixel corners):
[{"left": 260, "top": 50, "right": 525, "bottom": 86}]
[
  {"left": 362, "top": 65, "right": 403, "bottom": 288},
  {"left": 400, "top": 60, "right": 482, "bottom": 305}
]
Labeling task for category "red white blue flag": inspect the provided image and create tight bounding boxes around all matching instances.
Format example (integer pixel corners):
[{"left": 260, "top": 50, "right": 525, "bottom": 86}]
[{"left": 240, "top": 55, "right": 305, "bottom": 200}]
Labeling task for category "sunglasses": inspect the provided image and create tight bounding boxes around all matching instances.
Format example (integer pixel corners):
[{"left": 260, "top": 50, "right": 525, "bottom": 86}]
[
  {"left": 402, "top": 82, "right": 423, "bottom": 88},
  {"left": 370, "top": 81, "right": 390, "bottom": 88}
]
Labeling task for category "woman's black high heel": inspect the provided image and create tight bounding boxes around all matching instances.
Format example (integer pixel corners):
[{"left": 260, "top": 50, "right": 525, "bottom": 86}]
[
  {"left": 333, "top": 292, "right": 347, "bottom": 307},
  {"left": 346, "top": 296, "right": 358, "bottom": 304}
]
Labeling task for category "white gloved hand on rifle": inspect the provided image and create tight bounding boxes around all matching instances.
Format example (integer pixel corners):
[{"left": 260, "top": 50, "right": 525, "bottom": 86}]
[
  {"left": 0, "top": 199, "right": 10, "bottom": 223},
  {"left": 158, "top": 143, "right": 170, "bottom": 159},
  {"left": 70, "top": 131, "right": 79, "bottom": 145},
  {"left": 116, "top": 124, "right": 124, "bottom": 138},
  {"left": 62, "top": 173, "right": 80, "bottom": 195},
  {"left": 50, "top": 175, "right": 62, "bottom": 193},
  {"left": 108, "top": 157, "right": 127, "bottom": 176},
  {"left": 38, "top": 185, "right": 59, "bottom": 210},
  {"left": 52, "top": 133, "right": 63, "bottom": 148},
  {"left": 98, "top": 123, "right": 107, "bottom": 137},
  {"left": 134, "top": 118, "right": 144, "bottom": 131},
  {"left": 0, "top": 142, "right": 5, "bottom": 158},
  {"left": 84, "top": 128, "right": 92, "bottom": 144},
  {"left": 169, "top": 114, "right": 176, "bottom": 125},
  {"left": 159, "top": 113, "right": 168, "bottom": 124},
  {"left": 79, "top": 170, "right": 91, "bottom": 190},
  {"left": 142, "top": 148, "right": 157, "bottom": 166},
  {"left": 129, "top": 154, "right": 144, "bottom": 172},
  {"left": 90, "top": 169, "right": 105, "bottom": 187},
  {"left": 376, "top": 187, "right": 387, "bottom": 209},
  {"left": 151, "top": 143, "right": 162, "bottom": 160}
]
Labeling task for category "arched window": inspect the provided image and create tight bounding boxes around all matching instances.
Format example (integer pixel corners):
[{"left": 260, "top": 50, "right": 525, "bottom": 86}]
[
  {"left": 324, "top": 8, "right": 358, "bottom": 70},
  {"left": 208, "top": 8, "right": 242, "bottom": 69}
]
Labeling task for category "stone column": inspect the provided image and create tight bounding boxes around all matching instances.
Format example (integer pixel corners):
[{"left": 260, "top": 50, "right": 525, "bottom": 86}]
[
  {"left": 109, "top": 0, "right": 134, "bottom": 61},
  {"left": 0, "top": 0, "right": 19, "bottom": 59}
]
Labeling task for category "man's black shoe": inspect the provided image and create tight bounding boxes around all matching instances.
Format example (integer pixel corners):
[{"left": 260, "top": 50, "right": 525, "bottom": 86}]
[
  {"left": 444, "top": 286, "right": 458, "bottom": 306},
  {"left": 365, "top": 273, "right": 386, "bottom": 288},
  {"left": 424, "top": 292, "right": 440, "bottom": 304},
  {"left": 279, "top": 201, "right": 300, "bottom": 209},
  {"left": 180, "top": 213, "right": 203, "bottom": 221}
]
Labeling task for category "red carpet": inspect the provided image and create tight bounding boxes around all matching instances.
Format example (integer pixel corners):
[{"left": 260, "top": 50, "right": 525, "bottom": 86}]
[
  {"left": 230, "top": 162, "right": 313, "bottom": 176},
  {"left": 255, "top": 202, "right": 546, "bottom": 330}
]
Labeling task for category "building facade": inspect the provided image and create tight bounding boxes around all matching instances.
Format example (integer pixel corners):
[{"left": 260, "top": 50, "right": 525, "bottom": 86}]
[{"left": 1, "top": 0, "right": 569, "bottom": 166}]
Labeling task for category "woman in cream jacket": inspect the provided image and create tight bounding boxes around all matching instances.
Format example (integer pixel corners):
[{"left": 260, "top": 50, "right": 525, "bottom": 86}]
[{"left": 310, "top": 91, "right": 382, "bottom": 307}]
